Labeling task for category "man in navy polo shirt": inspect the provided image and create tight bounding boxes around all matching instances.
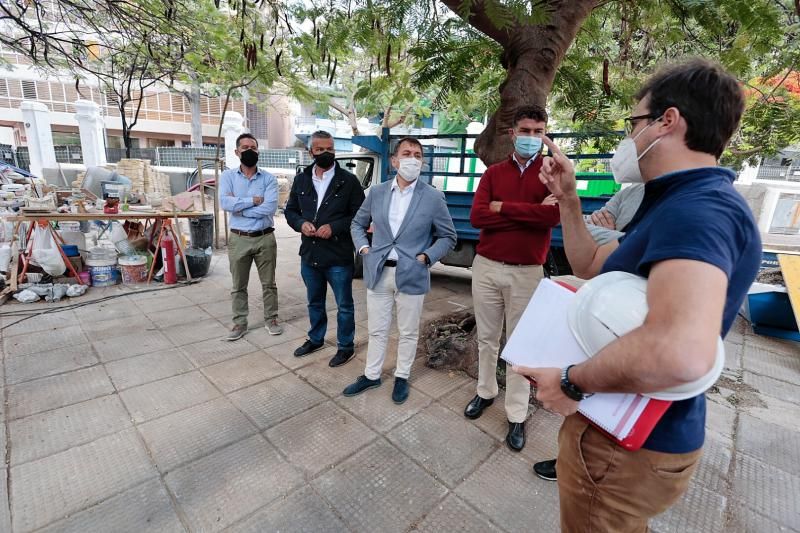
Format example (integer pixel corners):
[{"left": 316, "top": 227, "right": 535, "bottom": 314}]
[{"left": 515, "top": 59, "right": 761, "bottom": 531}]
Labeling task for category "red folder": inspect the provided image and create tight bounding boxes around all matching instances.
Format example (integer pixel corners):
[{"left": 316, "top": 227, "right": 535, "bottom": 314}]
[{"left": 555, "top": 280, "right": 673, "bottom": 451}]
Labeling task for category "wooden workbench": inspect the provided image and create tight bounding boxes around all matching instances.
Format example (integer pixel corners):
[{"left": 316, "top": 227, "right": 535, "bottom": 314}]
[
  {"left": 2, "top": 211, "right": 205, "bottom": 222},
  {"left": 3, "top": 211, "right": 206, "bottom": 284}
]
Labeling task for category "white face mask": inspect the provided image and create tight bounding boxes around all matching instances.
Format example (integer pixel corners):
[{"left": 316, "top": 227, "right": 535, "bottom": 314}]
[
  {"left": 397, "top": 157, "right": 422, "bottom": 182},
  {"left": 610, "top": 119, "right": 662, "bottom": 184}
]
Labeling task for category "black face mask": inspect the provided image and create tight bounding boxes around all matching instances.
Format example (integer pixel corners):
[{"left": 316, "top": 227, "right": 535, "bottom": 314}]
[
  {"left": 314, "top": 151, "right": 335, "bottom": 169},
  {"left": 240, "top": 149, "right": 259, "bottom": 168}
]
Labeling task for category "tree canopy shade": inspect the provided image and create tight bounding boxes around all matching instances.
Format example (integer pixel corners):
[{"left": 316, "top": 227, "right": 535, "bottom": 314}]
[
  {"left": 293, "top": 0, "right": 799, "bottom": 166},
  {"left": 2, "top": 0, "right": 797, "bottom": 167}
]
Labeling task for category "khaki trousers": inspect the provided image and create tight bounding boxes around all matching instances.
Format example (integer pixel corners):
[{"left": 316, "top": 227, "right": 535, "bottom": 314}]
[
  {"left": 228, "top": 232, "right": 278, "bottom": 327},
  {"left": 364, "top": 267, "right": 426, "bottom": 380},
  {"left": 472, "top": 254, "right": 543, "bottom": 423},
  {"left": 558, "top": 414, "right": 702, "bottom": 532}
]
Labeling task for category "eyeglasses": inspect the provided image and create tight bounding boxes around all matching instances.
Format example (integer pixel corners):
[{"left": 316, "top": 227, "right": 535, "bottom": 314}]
[{"left": 623, "top": 114, "right": 657, "bottom": 135}]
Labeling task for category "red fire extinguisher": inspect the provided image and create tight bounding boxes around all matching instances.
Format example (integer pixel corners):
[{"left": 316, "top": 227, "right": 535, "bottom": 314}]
[{"left": 161, "top": 230, "right": 177, "bottom": 284}]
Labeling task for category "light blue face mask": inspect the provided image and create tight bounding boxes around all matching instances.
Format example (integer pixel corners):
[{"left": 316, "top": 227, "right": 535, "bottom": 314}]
[{"left": 514, "top": 135, "right": 542, "bottom": 158}]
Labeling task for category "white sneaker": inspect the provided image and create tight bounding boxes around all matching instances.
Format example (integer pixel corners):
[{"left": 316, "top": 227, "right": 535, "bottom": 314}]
[{"left": 266, "top": 319, "right": 284, "bottom": 335}]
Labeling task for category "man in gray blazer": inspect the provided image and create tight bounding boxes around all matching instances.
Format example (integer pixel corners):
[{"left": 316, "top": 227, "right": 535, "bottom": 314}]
[{"left": 344, "top": 137, "right": 457, "bottom": 404}]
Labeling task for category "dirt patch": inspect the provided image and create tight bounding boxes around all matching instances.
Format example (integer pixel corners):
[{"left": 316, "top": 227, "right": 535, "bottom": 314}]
[
  {"left": 708, "top": 373, "right": 767, "bottom": 409},
  {"left": 420, "top": 309, "right": 509, "bottom": 387}
]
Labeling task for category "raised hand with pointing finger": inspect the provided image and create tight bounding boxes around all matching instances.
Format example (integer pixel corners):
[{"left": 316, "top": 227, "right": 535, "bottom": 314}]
[{"left": 539, "top": 136, "right": 577, "bottom": 200}]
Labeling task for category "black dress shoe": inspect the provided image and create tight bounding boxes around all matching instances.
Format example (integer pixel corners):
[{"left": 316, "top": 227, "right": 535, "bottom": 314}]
[
  {"left": 392, "top": 378, "right": 409, "bottom": 404},
  {"left": 464, "top": 395, "right": 494, "bottom": 419},
  {"left": 343, "top": 375, "right": 382, "bottom": 397},
  {"left": 506, "top": 421, "right": 526, "bottom": 451},
  {"left": 294, "top": 339, "right": 324, "bottom": 357},
  {"left": 533, "top": 459, "right": 557, "bottom": 481},
  {"left": 328, "top": 349, "right": 355, "bottom": 367}
]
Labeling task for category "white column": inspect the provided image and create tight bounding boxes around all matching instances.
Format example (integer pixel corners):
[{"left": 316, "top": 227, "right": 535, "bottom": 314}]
[
  {"left": 222, "top": 111, "right": 244, "bottom": 170},
  {"left": 20, "top": 101, "right": 56, "bottom": 177},
  {"left": 74, "top": 99, "right": 107, "bottom": 168}
]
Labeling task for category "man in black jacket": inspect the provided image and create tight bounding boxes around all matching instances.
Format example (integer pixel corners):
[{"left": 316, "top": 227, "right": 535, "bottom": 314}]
[{"left": 285, "top": 130, "right": 365, "bottom": 367}]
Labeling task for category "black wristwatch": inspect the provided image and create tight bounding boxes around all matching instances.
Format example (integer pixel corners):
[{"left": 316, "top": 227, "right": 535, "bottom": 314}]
[{"left": 561, "top": 365, "right": 591, "bottom": 401}]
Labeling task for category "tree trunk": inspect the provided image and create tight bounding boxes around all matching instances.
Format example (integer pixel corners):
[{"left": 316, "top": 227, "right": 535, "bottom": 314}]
[
  {"left": 442, "top": 1, "right": 596, "bottom": 165},
  {"left": 189, "top": 83, "right": 203, "bottom": 147},
  {"left": 120, "top": 110, "right": 132, "bottom": 159}
]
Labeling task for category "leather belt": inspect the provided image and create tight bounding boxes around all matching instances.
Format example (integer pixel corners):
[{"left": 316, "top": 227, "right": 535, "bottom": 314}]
[
  {"left": 384, "top": 260, "right": 398, "bottom": 267},
  {"left": 230, "top": 228, "right": 274, "bottom": 237}
]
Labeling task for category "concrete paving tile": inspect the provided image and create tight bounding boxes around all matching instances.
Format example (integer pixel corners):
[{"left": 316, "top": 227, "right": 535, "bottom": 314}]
[
  {"left": 387, "top": 403, "right": 496, "bottom": 487},
  {"left": 244, "top": 321, "right": 308, "bottom": 349},
  {"left": 81, "top": 314, "right": 157, "bottom": 342},
  {"left": 743, "top": 347, "right": 800, "bottom": 385},
  {"left": 199, "top": 299, "right": 233, "bottom": 319},
  {"left": 728, "top": 505, "right": 800, "bottom": 533},
  {"left": 147, "top": 305, "right": 212, "bottom": 329},
  {"left": 408, "top": 363, "right": 472, "bottom": 399},
  {"left": 105, "top": 348, "right": 195, "bottom": 390},
  {"left": 228, "top": 373, "right": 327, "bottom": 430},
  {"left": 5, "top": 343, "right": 99, "bottom": 385},
  {"left": 201, "top": 351, "right": 287, "bottom": 393},
  {"left": 723, "top": 340, "right": 743, "bottom": 370},
  {"left": 11, "top": 428, "right": 157, "bottom": 532},
  {"left": 733, "top": 453, "right": 800, "bottom": 529},
  {"left": 227, "top": 485, "right": 347, "bottom": 533},
  {"left": 179, "top": 336, "right": 260, "bottom": 367},
  {"left": 416, "top": 494, "right": 504, "bottom": 533},
  {"left": 741, "top": 394, "right": 800, "bottom": 433},
  {"left": 165, "top": 435, "right": 304, "bottom": 532},
  {"left": 3, "top": 324, "right": 88, "bottom": 357},
  {"left": 182, "top": 286, "right": 232, "bottom": 305},
  {"left": 693, "top": 436, "right": 732, "bottom": 494},
  {"left": 456, "top": 447, "right": 560, "bottom": 533},
  {"left": 262, "top": 337, "right": 334, "bottom": 370},
  {"left": 265, "top": 401, "right": 377, "bottom": 476},
  {"left": 137, "top": 397, "right": 258, "bottom": 472},
  {"left": 705, "top": 397, "right": 736, "bottom": 444},
  {"left": 296, "top": 357, "right": 369, "bottom": 397},
  {"left": 76, "top": 297, "right": 142, "bottom": 323},
  {"left": 744, "top": 371, "right": 800, "bottom": 405},
  {"left": 8, "top": 365, "right": 114, "bottom": 420},
  {"left": 651, "top": 482, "right": 727, "bottom": 533},
  {"left": 38, "top": 478, "right": 184, "bottom": 533},
  {"left": 132, "top": 292, "right": 197, "bottom": 314},
  {"left": 335, "top": 384, "right": 432, "bottom": 434},
  {"left": 161, "top": 318, "right": 229, "bottom": 347},
  {"left": 1, "top": 309, "right": 79, "bottom": 338},
  {"left": 312, "top": 440, "right": 448, "bottom": 533},
  {"left": 120, "top": 371, "right": 219, "bottom": 423},
  {"left": 0, "top": 468, "right": 9, "bottom": 533},
  {"left": 92, "top": 330, "right": 175, "bottom": 362},
  {"left": 440, "top": 385, "right": 512, "bottom": 441},
  {"left": 744, "top": 335, "right": 800, "bottom": 358},
  {"left": 737, "top": 414, "right": 800, "bottom": 476},
  {"left": 10, "top": 395, "right": 131, "bottom": 466},
  {"left": 518, "top": 408, "right": 563, "bottom": 465}
]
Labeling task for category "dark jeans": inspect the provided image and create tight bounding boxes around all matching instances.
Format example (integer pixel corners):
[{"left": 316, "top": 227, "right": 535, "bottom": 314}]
[{"left": 300, "top": 261, "right": 355, "bottom": 350}]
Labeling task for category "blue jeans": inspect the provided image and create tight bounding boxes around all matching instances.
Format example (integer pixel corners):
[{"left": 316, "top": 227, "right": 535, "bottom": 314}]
[{"left": 300, "top": 262, "right": 355, "bottom": 350}]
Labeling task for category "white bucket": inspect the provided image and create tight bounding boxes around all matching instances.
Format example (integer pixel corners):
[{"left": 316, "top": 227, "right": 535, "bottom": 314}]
[
  {"left": 118, "top": 255, "right": 148, "bottom": 284},
  {"left": 86, "top": 257, "right": 118, "bottom": 287}
]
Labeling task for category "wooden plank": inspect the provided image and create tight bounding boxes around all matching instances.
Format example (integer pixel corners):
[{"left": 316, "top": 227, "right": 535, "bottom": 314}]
[{"left": 778, "top": 253, "right": 800, "bottom": 330}]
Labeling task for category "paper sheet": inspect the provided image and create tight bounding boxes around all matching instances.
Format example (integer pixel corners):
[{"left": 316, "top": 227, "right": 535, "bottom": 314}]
[{"left": 501, "top": 278, "right": 651, "bottom": 439}]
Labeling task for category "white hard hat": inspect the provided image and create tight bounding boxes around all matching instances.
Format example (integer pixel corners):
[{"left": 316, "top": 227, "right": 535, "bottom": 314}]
[{"left": 567, "top": 271, "right": 724, "bottom": 401}]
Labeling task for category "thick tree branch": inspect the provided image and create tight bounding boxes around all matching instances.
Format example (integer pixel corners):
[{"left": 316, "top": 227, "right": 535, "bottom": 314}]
[{"left": 439, "top": 0, "right": 512, "bottom": 45}]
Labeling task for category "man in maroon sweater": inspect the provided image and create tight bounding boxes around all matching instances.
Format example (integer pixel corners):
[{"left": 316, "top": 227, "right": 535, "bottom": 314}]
[{"left": 463, "top": 105, "right": 560, "bottom": 451}]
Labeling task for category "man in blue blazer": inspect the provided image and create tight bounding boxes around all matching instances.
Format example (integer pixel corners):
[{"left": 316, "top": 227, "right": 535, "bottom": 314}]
[{"left": 344, "top": 137, "right": 457, "bottom": 404}]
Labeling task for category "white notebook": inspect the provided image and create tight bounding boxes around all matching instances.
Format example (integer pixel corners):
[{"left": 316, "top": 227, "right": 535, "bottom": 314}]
[{"left": 501, "top": 279, "right": 652, "bottom": 439}]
